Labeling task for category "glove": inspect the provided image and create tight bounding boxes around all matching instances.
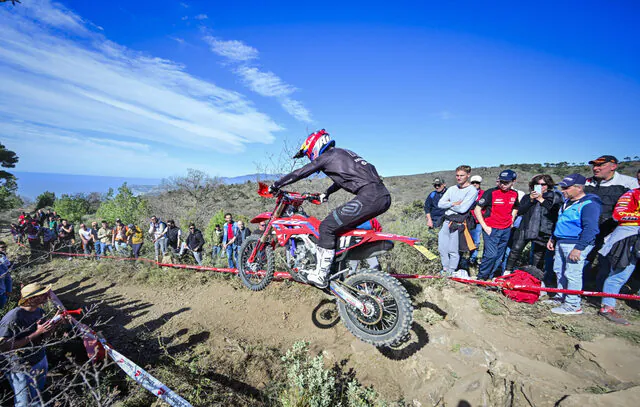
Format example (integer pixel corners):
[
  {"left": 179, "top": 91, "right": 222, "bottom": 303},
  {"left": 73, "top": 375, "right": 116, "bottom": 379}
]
[
  {"left": 319, "top": 193, "right": 328, "bottom": 203},
  {"left": 268, "top": 185, "right": 279, "bottom": 195}
]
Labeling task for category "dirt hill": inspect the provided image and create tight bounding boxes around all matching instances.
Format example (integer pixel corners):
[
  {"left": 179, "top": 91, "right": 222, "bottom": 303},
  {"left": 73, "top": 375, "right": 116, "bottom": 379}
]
[{"left": 10, "top": 254, "right": 640, "bottom": 407}]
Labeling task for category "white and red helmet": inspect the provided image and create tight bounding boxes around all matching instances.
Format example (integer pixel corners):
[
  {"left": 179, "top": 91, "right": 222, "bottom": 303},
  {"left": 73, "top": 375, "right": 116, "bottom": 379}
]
[{"left": 293, "top": 129, "right": 335, "bottom": 160}]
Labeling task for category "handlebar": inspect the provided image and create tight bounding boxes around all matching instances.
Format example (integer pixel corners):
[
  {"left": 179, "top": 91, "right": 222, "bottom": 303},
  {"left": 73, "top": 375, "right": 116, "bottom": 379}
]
[{"left": 257, "top": 182, "right": 322, "bottom": 204}]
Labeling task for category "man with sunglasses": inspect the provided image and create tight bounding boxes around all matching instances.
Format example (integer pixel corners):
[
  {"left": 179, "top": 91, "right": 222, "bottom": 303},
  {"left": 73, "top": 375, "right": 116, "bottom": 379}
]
[
  {"left": 424, "top": 178, "right": 448, "bottom": 229},
  {"left": 474, "top": 170, "right": 520, "bottom": 280},
  {"left": 185, "top": 223, "right": 205, "bottom": 265},
  {"left": 583, "top": 155, "right": 638, "bottom": 290},
  {"left": 546, "top": 174, "right": 601, "bottom": 315}
]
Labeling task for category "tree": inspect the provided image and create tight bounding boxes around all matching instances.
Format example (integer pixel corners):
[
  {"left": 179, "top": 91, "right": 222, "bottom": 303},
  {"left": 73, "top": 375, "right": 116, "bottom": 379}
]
[
  {"left": 0, "top": 143, "right": 20, "bottom": 211},
  {"left": 35, "top": 191, "right": 56, "bottom": 210},
  {"left": 0, "top": 0, "right": 22, "bottom": 6},
  {"left": 54, "top": 194, "right": 91, "bottom": 224},
  {"left": 96, "top": 183, "right": 149, "bottom": 225},
  {"left": 624, "top": 156, "right": 631, "bottom": 162}
]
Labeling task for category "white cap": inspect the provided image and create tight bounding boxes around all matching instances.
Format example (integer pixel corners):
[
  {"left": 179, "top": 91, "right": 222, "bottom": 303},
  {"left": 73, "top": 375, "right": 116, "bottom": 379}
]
[{"left": 470, "top": 175, "right": 483, "bottom": 183}]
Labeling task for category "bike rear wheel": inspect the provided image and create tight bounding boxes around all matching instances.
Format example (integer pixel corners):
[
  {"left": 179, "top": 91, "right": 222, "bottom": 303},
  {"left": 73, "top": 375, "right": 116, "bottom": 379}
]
[
  {"left": 238, "top": 235, "right": 275, "bottom": 291},
  {"left": 337, "top": 270, "right": 413, "bottom": 347}
]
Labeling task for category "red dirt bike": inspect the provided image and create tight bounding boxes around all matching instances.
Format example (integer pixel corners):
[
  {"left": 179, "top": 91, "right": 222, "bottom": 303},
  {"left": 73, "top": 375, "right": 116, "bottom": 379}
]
[{"left": 238, "top": 182, "right": 425, "bottom": 347}]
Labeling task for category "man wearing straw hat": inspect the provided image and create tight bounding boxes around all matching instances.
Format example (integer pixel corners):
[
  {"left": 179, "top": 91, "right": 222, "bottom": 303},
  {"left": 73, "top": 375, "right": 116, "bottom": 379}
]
[{"left": 0, "top": 283, "right": 61, "bottom": 406}]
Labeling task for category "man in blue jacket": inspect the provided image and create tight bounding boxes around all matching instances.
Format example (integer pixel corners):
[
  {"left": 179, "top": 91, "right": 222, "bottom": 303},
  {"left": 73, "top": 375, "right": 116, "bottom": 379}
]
[
  {"left": 546, "top": 174, "right": 602, "bottom": 315},
  {"left": 222, "top": 213, "right": 240, "bottom": 268},
  {"left": 424, "top": 178, "right": 447, "bottom": 228}
]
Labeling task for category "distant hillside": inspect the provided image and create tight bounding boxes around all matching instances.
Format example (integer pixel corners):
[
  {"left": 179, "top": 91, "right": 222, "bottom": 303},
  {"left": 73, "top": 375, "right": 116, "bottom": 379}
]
[{"left": 14, "top": 172, "right": 283, "bottom": 199}]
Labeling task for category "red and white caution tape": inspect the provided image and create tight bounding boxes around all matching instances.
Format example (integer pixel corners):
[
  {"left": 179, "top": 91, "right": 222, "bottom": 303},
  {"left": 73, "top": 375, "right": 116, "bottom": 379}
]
[{"left": 19, "top": 242, "right": 640, "bottom": 301}]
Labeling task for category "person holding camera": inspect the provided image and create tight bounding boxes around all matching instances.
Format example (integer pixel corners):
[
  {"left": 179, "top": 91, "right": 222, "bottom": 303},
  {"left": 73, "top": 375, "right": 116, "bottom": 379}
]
[{"left": 504, "top": 174, "right": 562, "bottom": 276}]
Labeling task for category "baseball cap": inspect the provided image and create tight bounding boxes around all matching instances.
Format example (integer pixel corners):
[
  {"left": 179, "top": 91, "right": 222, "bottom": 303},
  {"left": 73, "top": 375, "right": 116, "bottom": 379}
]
[
  {"left": 116, "top": 218, "right": 122, "bottom": 223},
  {"left": 588, "top": 155, "right": 618, "bottom": 165},
  {"left": 432, "top": 177, "right": 444, "bottom": 185},
  {"left": 470, "top": 175, "right": 483, "bottom": 183},
  {"left": 498, "top": 170, "right": 517, "bottom": 181},
  {"left": 558, "top": 173, "right": 587, "bottom": 187}
]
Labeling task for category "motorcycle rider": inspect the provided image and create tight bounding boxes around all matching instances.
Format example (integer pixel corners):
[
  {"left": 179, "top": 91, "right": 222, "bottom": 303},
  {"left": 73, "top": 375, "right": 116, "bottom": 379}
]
[{"left": 271, "top": 130, "right": 391, "bottom": 287}]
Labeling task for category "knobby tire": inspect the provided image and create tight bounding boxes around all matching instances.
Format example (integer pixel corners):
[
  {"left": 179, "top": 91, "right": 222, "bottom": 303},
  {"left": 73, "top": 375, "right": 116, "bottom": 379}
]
[
  {"left": 337, "top": 270, "right": 413, "bottom": 347},
  {"left": 238, "top": 235, "right": 275, "bottom": 291}
]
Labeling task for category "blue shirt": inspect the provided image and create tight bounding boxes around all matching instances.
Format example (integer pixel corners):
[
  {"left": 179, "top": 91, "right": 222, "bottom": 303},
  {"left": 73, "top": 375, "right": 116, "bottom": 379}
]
[{"left": 554, "top": 193, "right": 602, "bottom": 250}]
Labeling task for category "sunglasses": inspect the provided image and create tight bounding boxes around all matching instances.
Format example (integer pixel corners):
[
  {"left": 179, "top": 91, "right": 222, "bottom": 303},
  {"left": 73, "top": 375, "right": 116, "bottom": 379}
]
[
  {"left": 0, "top": 246, "right": 6, "bottom": 250},
  {"left": 537, "top": 182, "right": 547, "bottom": 186},
  {"left": 259, "top": 223, "right": 266, "bottom": 227},
  {"left": 471, "top": 181, "right": 480, "bottom": 185},
  {"left": 433, "top": 184, "right": 442, "bottom": 187},
  {"left": 499, "top": 180, "right": 511, "bottom": 185}
]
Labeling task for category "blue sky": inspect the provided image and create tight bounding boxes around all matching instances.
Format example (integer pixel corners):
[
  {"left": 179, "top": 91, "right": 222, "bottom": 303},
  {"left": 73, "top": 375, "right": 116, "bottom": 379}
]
[{"left": 1, "top": 0, "right": 638, "bottom": 179}]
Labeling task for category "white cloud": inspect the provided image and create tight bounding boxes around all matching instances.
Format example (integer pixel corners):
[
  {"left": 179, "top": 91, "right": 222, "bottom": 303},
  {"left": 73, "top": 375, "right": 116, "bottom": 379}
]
[
  {"left": 180, "top": 2, "right": 190, "bottom": 8},
  {"left": 194, "top": 14, "right": 208, "bottom": 20},
  {"left": 236, "top": 66, "right": 297, "bottom": 98},
  {"left": 170, "top": 36, "right": 185, "bottom": 44},
  {"left": 281, "top": 98, "right": 312, "bottom": 123},
  {"left": 203, "top": 35, "right": 313, "bottom": 123},
  {"left": 203, "top": 36, "right": 259, "bottom": 62},
  {"left": 0, "top": 0, "right": 284, "bottom": 176},
  {"left": 181, "top": 16, "right": 188, "bottom": 21}
]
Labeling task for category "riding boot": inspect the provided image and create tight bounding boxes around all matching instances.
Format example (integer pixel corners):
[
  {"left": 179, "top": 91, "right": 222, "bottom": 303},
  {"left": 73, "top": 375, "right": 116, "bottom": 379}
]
[{"left": 307, "top": 247, "right": 334, "bottom": 288}]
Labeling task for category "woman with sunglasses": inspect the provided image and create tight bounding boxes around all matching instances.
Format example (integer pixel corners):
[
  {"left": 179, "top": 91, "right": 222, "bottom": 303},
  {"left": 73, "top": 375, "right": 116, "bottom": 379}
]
[{"left": 505, "top": 174, "right": 562, "bottom": 276}]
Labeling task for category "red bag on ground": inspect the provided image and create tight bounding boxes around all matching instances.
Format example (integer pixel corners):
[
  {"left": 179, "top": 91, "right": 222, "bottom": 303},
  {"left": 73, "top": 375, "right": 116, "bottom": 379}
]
[{"left": 495, "top": 269, "right": 541, "bottom": 304}]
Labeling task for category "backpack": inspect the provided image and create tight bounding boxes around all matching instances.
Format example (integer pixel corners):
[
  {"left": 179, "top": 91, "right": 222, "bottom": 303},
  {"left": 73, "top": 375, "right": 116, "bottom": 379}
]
[{"left": 495, "top": 269, "right": 541, "bottom": 304}]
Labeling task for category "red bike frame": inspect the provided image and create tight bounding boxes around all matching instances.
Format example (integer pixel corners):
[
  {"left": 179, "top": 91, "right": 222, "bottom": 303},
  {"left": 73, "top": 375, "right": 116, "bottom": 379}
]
[{"left": 246, "top": 183, "right": 423, "bottom": 264}]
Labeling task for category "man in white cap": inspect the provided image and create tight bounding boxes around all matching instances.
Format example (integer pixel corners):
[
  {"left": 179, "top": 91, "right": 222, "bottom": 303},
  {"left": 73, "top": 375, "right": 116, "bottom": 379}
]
[{"left": 0, "top": 283, "right": 61, "bottom": 406}]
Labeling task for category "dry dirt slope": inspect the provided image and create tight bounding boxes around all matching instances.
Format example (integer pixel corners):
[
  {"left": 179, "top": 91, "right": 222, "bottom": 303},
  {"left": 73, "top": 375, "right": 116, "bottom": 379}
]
[{"left": 29, "top": 259, "right": 640, "bottom": 407}]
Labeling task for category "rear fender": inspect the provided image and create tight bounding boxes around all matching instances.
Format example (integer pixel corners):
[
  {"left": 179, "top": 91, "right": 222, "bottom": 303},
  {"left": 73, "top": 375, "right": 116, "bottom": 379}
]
[{"left": 335, "top": 230, "right": 419, "bottom": 255}]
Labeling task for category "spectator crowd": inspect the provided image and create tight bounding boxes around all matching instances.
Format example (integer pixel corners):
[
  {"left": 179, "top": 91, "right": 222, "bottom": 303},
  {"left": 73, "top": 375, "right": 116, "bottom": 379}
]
[
  {"left": 11, "top": 210, "right": 251, "bottom": 268},
  {"left": 425, "top": 155, "right": 640, "bottom": 323}
]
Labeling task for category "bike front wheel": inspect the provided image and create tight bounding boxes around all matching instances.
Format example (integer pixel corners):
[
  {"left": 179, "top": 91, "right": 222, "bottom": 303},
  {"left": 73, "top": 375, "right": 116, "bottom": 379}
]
[{"left": 237, "top": 235, "right": 275, "bottom": 291}]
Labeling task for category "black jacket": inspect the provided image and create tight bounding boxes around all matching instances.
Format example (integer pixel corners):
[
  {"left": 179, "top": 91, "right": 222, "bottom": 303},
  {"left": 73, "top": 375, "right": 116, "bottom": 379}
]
[
  {"left": 186, "top": 229, "right": 205, "bottom": 252},
  {"left": 517, "top": 191, "right": 562, "bottom": 238},
  {"left": 273, "top": 147, "right": 386, "bottom": 197},
  {"left": 424, "top": 188, "right": 447, "bottom": 226}
]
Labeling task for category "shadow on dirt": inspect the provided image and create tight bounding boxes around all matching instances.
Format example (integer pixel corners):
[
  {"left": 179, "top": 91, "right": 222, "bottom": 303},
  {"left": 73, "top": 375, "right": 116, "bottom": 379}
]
[
  {"left": 311, "top": 298, "right": 340, "bottom": 329},
  {"left": 377, "top": 322, "right": 430, "bottom": 361},
  {"left": 35, "top": 269, "right": 265, "bottom": 402}
]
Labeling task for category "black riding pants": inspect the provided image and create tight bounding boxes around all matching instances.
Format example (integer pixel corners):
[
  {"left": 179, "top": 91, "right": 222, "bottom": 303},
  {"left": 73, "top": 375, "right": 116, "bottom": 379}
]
[{"left": 318, "top": 183, "right": 391, "bottom": 250}]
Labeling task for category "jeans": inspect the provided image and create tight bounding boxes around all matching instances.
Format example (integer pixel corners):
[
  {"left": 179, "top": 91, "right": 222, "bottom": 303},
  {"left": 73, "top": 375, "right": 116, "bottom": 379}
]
[
  {"left": 132, "top": 243, "right": 143, "bottom": 259},
  {"left": 602, "top": 260, "right": 637, "bottom": 308},
  {"left": 82, "top": 241, "right": 92, "bottom": 255},
  {"left": 8, "top": 355, "right": 48, "bottom": 407},
  {"left": 226, "top": 245, "right": 237, "bottom": 268},
  {"left": 553, "top": 243, "right": 593, "bottom": 310},
  {"left": 154, "top": 237, "right": 168, "bottom": 260},
  {"left": 438, "top": 221, "right": 460, "bottom": 272},
  {"left": 94, "top": 241, "right": 101, "bottom": 259},
  {"left": 212, "top": 245, "right": 223, "bottom": 258},
  {"left": 469, "top": 224, "right": 482, "bottom": 262},
  {"left": 192, "top": 251, "right": 203, "bottom": 266},
  {"left": 115, "top": 241, "right": 129, "bottom": 256},
  {"left": 98, "top": 242, "right": 113, "bottom": 258},
  {"left": 477, "top": 227, "right": 511, "bottom": 280},
  {"left": 0, "top": 292, "right": 8, "bottom": 308}
]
